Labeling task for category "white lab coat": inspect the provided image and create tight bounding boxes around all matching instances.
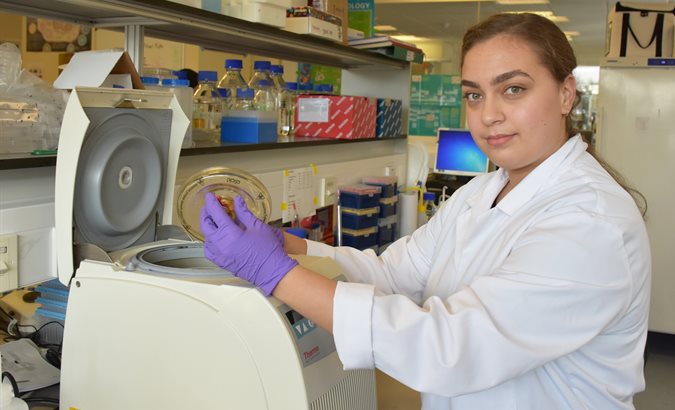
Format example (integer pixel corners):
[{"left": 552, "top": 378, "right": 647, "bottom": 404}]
[{"left": 307, "top": 135, "right": 651, "bottom": 409}]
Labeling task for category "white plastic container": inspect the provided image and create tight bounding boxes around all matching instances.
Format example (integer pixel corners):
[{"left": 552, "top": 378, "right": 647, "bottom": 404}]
[
  {"left": 226, "top": 0, "right": 290, "bottom": 27},
  {"left": 162, "top": 78, "right": 194, "bottom": 148}
]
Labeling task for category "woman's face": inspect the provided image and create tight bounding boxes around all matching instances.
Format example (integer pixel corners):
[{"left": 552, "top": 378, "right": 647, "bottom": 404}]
[{"left": 461, "top": 34, "right": 575, "bottom": 182}]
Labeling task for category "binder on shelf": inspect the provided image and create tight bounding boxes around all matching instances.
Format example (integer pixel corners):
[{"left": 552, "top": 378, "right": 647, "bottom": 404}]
[
  {"left": 349, "top": 35, "right": 420, "bottom": 51},
  {"left": 371, "top": 45, "right": 424, "bottom": 63}
]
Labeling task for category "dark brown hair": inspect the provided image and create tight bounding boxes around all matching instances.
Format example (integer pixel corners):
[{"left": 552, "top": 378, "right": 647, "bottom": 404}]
[{"left": 461, "top": 13, "right": 646, "bottom": 216}]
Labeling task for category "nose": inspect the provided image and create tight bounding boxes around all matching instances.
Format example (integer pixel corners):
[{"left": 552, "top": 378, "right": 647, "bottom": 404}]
[{"left": 481, "top": 96, "right": 505, "bottom": 126}]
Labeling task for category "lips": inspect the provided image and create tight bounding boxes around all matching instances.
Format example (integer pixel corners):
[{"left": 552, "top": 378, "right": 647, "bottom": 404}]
[{"left": 486, "top": 133, "right": 515, "bottom": 146}]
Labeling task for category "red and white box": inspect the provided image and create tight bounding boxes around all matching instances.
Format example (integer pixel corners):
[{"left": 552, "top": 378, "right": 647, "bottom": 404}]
[{"left": 294, "top": 95, "right": 377, "bottom": 139}]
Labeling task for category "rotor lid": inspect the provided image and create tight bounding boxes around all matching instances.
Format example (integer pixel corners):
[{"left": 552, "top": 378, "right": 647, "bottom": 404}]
[{"left": 176, "top": 167, "right": 271, "bottom": 241}]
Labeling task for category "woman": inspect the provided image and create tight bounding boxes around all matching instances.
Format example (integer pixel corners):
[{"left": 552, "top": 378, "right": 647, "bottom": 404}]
[{"left": 200, "top": 13, "right": 651, "bottom": 409}]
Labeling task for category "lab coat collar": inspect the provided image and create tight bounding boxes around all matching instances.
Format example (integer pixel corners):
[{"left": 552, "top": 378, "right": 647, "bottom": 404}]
[{"left": 471, "top": 134, "right": 586, "bottom": 216}]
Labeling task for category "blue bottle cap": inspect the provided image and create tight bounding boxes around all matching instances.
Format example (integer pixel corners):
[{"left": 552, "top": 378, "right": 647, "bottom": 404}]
[
  {"left": 225, "top": 59, "right": 243, "bottom": 69},
  {"left": 257, "top": 79, "right": 273, "bottom": 87},
  {"left": 286, "top": 82, "right": 298, "bottom": 90},
  {"left": 270, "top": 65, "right": 284, "bottom": 74},
  {"left": 236, "top": 88, "right": 254, "bottom": 99},
  {"left": 218, "top": 88, "right": 230, "bottom": 98},
  {"left": 162, "top": 78, "right": 190, "bottom": 87},
  {"left": 198, "top": 71, "right": 218, "bottom": 82},
  {"left": 423, "top": 192, "right": 436, "bottom": 201},
  {"left": 173, "top": 70, "right": 188, "bottom": 80},
  {"left": 140, "top": 76, "right": 160, "bottom": 85},
  {"left": 253, "top": 60, "right": 271, "bottom": 71}
]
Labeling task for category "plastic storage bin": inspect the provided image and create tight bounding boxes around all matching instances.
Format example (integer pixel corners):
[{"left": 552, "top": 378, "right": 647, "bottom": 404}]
[
  {"left": 341, "top": 206, "right": 379, "bottom": 230},
  {"left": 377, "top": 215, "right": 397, "bottom": 246},
  {"left": 341, "top": 226, "right": 378, "bottom": 250},
  {"left": 362, "top": 176, "right": 397, "bottom": 198},
  {"left": 338, "top": 184, "right": 381, "bottom": 208},
  {"left": 220, "top": 110, "right": 277, "bottom": 143},
  {"left": 378, "top": 196, "right": 398, "bottom": 218}
]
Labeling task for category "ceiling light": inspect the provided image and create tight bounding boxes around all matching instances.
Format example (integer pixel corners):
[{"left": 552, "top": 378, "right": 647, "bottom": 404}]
[
  {"left": 376, "top": 0, "right": 491, "bottom": 4},
  {"left": 564, "top": 31, "right": 580, "bottom": 41},
  {"left": 496, "top": 0, "right": 549, "bottom": 4},
  {"left": 505, "top": 11, "right": 569, "bottom": 23},
  {"left": 391, "top": 35, "right": 431, "bottom": 43},
  {"left": 374, "top": 25, "right": 398, "bottom": 32}
]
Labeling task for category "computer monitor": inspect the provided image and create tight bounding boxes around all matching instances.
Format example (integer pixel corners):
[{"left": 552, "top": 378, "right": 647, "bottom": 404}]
[{"left": 434, "top": 128, "right": 489, "bottom": 177}]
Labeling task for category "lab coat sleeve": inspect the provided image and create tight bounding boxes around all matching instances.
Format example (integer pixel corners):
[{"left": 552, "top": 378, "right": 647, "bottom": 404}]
[
  {"left": 305, "top": 208, "right": 447, "bottom": 303},
  {"left": 333, "top": 211, "right": 637, "bottom": 396}
]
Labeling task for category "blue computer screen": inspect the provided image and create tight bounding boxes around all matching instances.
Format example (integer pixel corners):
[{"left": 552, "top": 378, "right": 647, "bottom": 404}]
[{"left": 434, "top": 128, "right": 489, "bottom": 176}]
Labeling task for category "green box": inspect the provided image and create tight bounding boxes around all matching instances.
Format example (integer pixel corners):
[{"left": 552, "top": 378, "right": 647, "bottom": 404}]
[{"left": 348, "top": 0, "right": 375, "bottom": 38}]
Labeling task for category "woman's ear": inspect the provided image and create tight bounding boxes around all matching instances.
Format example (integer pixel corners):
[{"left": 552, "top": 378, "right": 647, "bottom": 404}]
[{"left": 560, "top": 74, "right": 577, "bottom": 115}]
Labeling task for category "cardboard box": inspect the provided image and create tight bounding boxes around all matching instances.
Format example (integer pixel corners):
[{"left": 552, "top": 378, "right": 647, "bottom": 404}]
[
  {"left": 327, "top": 0, "right": 349, "bottom": 43},
  {"left": 53, "top": 50, "right": 143, "bottom": 90},
  {"left": 376, "top": 98, "right": 402, "bottom": 138},
  {"left": 285, "top": 7, "right": 342, "bottom": 42},
  {"left": 294, "top": 95, "right": 376, "bottom": 139}
]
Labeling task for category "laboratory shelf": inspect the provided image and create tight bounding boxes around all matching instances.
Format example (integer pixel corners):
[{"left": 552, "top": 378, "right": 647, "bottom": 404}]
[
  {"left": 0, "top": 135, "right": 407, "bottom": 170},
  {"left": 0, "top": 0, "right": 407, "bottom": 70}
]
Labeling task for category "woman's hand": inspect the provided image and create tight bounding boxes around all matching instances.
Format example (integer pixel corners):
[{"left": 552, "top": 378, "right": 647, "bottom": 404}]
[{"left": 200, "top": 193, "right": 298, "bottom": 296}]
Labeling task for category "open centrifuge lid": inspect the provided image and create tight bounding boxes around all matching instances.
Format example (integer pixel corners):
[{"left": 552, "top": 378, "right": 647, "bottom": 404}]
[
  {"left": 176, "top": 167, "right": 271, "bottom": 242},
  {"left": 55, "top": 88, "right": 188, "bottom": 285}
]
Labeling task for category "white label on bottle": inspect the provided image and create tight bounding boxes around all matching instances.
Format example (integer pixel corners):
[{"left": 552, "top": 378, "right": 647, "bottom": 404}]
[{"left": 298, "top": 98, "right": 330, "bottom": 123}]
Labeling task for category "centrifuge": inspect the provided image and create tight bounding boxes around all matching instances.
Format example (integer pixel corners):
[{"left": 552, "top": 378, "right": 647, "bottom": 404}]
[{"left": 54, "top": 88, "right": 376, "bottom": 409}]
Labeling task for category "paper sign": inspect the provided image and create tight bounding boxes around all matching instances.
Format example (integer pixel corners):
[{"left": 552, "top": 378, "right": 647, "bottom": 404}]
[
  {"left": 298, "top": 98, "right": 330, "bottom": 122},
  {"left": 282, "top": 166, "right": 318, "bottom": 223}
]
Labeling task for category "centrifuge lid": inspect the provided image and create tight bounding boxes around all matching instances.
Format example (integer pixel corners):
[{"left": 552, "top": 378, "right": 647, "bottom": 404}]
[
  {"left": 176, "top": 167, "right": 271, "bottom": 241},
  {"left": 72, "top": 107, "right": 172, "bottom": 252}
]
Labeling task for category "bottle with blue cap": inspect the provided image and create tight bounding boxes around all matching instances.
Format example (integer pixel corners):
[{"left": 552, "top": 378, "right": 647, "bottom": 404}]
[
  {"left": 192, "top": 70, "right": 221, "bottom": 142},
  {"left": 270, "top": 65, "right": 291, "bottom": 136},
  {"left": 162, "top": 78, "right": 194, "bottom": 148},
  {"left": 140, "top": 76, "right": 162, "bottom": 91},
  {"left": 423, "top": 191, "right": 437, "bottom": 223},
  {"left": 247, "top": 61, "right": 276, "bottom": 112},
  {"left": 286, "top": 81, "right": 299, "bottom": 137},
  {"left": 217, "top": 59, "right": 248, "bottom": 111},
  {"left": 233, "top": 88, "right": 256, "bottom": 111}
]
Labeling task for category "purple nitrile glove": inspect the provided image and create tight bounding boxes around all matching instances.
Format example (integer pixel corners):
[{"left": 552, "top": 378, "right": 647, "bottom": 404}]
[{"left": 200, "top": 193, "right": 297, "bottom": 296}]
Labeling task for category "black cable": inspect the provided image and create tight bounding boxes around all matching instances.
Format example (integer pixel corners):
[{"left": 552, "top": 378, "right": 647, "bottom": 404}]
[{"left": 2, "top": 371, "right": 20, "bottom": 397}]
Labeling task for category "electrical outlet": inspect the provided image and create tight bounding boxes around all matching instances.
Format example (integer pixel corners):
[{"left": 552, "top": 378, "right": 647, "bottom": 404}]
[
  {"left": 0, "top": 234, "right": 19, "bottom": 292},
  {"left": 319, "top": 176, "right": 337, "bottom": 207},
  {"left": 384, "top": 165, "right": 396, "bottom": 177}
]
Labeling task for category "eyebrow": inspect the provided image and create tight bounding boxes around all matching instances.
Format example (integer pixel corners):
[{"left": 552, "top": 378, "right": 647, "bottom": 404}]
[{"left": 461, "top": 70, "right": 533, "bottom": 89}]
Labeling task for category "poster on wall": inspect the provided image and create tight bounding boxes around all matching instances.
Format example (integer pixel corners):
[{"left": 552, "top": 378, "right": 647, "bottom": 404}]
[
  {"left": 26, "top": 17, "right": 91, "bottom": 52},
  {"left": 408, "top": 74, "right": 462, "bottom": 136}
]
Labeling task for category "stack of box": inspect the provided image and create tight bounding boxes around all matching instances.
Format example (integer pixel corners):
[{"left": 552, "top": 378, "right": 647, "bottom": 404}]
[
  {"left": 363, "top": 176, "right": 398, "bottom": 252},
  {"left": 376, "top": 98, "right": 403, "bottom": 138},
  {"left": 338, "top": 184, "right": 381, "bottom": 250},
  {"left": 294, "top": 95, "right": 377, "bottom": 139},
  {"left": 35, "top": 278, "right": 70, "bottom": 322},
  {"left": 224, "top": 0, "right": 291, "bottom": 27},
  {"left": 284, "top": 6, "right": 343, "bottom": 42}
]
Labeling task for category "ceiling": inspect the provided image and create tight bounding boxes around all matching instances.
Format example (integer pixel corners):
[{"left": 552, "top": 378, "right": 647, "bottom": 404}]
[{"left": 372, "top": 0, "right": 671, "bottom": 66}]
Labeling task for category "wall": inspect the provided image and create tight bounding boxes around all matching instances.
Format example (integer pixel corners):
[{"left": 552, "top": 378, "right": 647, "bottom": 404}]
[{"left": 0, "top": 167, "right": 57, "bottom": 287}]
